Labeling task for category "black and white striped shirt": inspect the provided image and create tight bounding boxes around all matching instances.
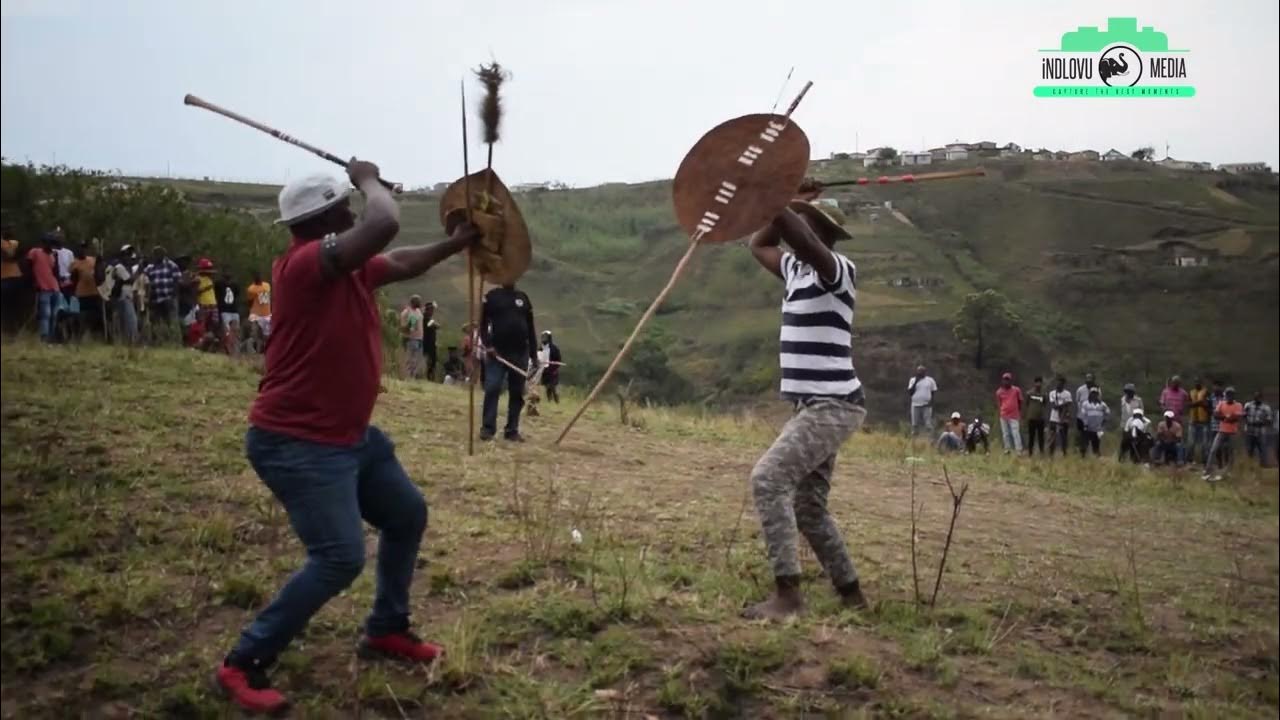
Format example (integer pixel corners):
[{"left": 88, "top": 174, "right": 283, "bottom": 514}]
[{"left": 779, "top": 251, "right": 861, "bottom": 399}]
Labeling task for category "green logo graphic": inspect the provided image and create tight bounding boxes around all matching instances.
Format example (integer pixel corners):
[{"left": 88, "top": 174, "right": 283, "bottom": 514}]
[{"left": 1035, "top": 18, "right": 1194, "bottom": 99}]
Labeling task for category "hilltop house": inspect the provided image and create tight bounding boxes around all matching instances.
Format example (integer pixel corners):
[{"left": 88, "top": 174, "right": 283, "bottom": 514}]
[
  {"left": 999, "top": 143, "right": 1024, "bottom": 158},
  {"left": 1157, "top": 157, "right": 1212, "bottom": 171},
  {"left": 863, "top": 155, "right": 881, "bottom": 168},
  {"left": 1101, "top": 149, "right": 1128, "bottom": 162},
  {"left": 970, "top": 141, "right": 998, "bottom": 155},
  {"left": 1069, "top": 150, "right": 1100, "bottom": 161},
  {"left": 1053, "top": 150, "right": 1071, "bottom": 161},
  {"left": 1031, "top": 148, "right": 1054, "bottom": 161},
  {"left": 900, "top": 151, "right": 932, "bottom": 166},
  {"left": 928, "top": 147, "right": 948, "bottom": 161},
  {"left": 513, "top": 182, "right": 551, "bottom": 193},
  {"left": 944, "top": 143, "right": 969, "bottom": 161},
  {"left": 1219, "top": 162, "right": 1271, "bottom": 174}
]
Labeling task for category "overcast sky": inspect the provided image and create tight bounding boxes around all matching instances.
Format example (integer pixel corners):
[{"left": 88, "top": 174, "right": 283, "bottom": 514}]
[{"left": 3, "top": 0, "right": 1277, "bottom": 187}]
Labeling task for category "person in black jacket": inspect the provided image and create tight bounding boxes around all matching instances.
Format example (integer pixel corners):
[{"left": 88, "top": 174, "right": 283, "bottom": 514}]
[{"left": 479, "top": 283, "right": 538, "bottom": 441}]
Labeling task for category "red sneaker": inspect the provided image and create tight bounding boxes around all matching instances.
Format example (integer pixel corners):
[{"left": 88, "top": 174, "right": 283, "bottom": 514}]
[
  {"left": 359, "top": 631, "right": 444, "bottom": 664},
  {"left": 215, "top": 661, "right": 289, "bottom": 716}
]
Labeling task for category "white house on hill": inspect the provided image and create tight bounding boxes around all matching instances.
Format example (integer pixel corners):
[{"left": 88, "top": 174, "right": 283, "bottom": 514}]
[
  {"left": 944, "top": 143, "right": 969, "bottom": 161},
  {"left": 900, "top": 151, "right": 932, "bottom": 166},
  {"left": 1158, "top": 157, "right": 1212, "bottom": 171},
  {"left": 1101, "top": 148, "right": 1127, "bottom": 162}
]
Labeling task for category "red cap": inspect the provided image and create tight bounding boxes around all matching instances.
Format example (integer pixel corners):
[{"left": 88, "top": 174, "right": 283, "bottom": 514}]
[{"left": 197, "top": 258, "right": 214, "bottom": 271}]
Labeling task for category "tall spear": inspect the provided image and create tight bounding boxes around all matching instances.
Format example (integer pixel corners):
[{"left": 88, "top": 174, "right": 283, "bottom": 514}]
[{"left": 461, "top": 80, "right": 476, "bottom": 456}]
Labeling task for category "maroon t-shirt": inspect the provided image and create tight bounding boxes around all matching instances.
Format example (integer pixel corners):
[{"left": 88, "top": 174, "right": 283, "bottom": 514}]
[{"left": 249, "top": 238, "right": 390, "bottom": 446}]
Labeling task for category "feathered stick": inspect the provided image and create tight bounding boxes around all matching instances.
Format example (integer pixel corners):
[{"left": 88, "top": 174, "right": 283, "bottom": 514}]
[{"left": 475, "top": 62, "right": 509, "bottom": 194}]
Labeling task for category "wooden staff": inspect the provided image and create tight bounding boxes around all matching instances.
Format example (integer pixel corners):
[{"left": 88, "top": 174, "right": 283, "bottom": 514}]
[
  {"left": 555, "top": 83, "right": 814, "bottom": 445},
  {"left": 487, "top": 349, "right": 529, "bottom": 378},
  {"left": 816, "top": 168, "right": 986, "bottom": 187},
  {"left": 461, "top": 81, "right": 476, "bottom": 456}
]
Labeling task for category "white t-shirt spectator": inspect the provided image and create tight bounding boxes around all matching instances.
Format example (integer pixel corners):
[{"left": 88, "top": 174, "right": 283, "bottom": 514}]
[
  {"left": 54, "top": 247, "right": 75, "bottom": 283},
  {"left": 1048, "top": 389, "right": 1073, "bottom": 423},
  {"left": 909, "top": 376, "right": 938, "bottom": 407},
  {"left": 112, "top": 263, "right": 135, "bottom": 301}
]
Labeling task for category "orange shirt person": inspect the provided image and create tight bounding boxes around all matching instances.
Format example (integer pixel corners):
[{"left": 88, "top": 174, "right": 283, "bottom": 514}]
[{"left": 1204, "top": 387, "right": 1245, "bottom": 480}]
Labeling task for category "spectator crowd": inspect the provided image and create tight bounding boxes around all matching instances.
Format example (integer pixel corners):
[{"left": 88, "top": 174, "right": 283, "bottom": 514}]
[
  {"left": 910, "top": 366, "right": 1276, "bottom": 482},
  {"left": 2, "top": 227, "right": 271, "bottom": 354}
]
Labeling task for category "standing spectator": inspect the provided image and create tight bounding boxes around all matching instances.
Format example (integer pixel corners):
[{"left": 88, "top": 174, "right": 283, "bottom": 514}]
[
  {"left": 70, "top": 244, "right": 100, "bottom": 339},
  {"left": 215, "top": 272, "right": 241, "bottom": 354},
  {"left": 1075, "top": 372, "right": 1100, "bottom": 452},
  {"left": 461, "top": 323, "right": 478, "bottom": 384},
  {"left": 1159, "top": 375, "right": 1190, "bottom": 460},
  {"left": 1117, "top": 383, "right": 1144, "bottom": 461},
  {"left": 1154, "top": 411, "right": 1184, "bottom": 465},
  {"left": 1160, "top": 375, "right": 1190, "bottom": 422},
  {"left": 1121, "top": 408, "right": 1152, "bottom": 464},
  {"left": 1187, "top": 379, "right": 1213, "bottom": 464},
  {"left": 1204, "top": 387, "right": 1244, "bottom": 481},
  {"left": 965, "top": 416, "right": 991, "bottom": 454},
  {"left": 994, "top": 372, "right": 1024, "bottom": 454},
  {"left": 936, "top": 411, "right": 966, "bottom": 452},
  {"left": 195, "top": 258, "right": 218, "bottom": 333},
  {"left": 27, "top": 234, "right": 61, "bottom": 342},
  {"left": 422, "top": 301, "right": 440, "bottom": 381},
  {"left": 1025, "top": 376, "right": 1047, "bottom": 456},
  {"left": 479, "top": 282, "right": 538, "bottom": 442},
  {"left": 907, "top": 365, "right": 938, "bottom": 436},
  {"left": 246, "top": 271, "right": 273, "bottom": 350},
  {"left": 1048, "top": 376, "right": 1074, "bottom": 456},
  {"left": 1206, "top": 380, "right": 1227, "bottom": 468},
  {"left": 51, "top": 233, "right": 75, "bottom": 301},
  {"left": 108, "top": 246, "right": 139, "bottom": 345},
  {"left": 1, "top": 227, "right": 23, "bottom": 336},
  {"left": 1243, "top": 392, "right": 1273, "bottom": 466},
  {"left": 1078, "top": 388, "right": 1110, "bottom": 457},
  {"left": 145, "top": 247, "right": 182, "bottom": 342},
  {"left": 399, "top": 295, "right": 425, "bottom": 379},
  {"left": 539, "top": 330, "right": 562, "bottom": 403},
  {"left": 1119, "top": 383, "right": 1143, "bottom": 420}
]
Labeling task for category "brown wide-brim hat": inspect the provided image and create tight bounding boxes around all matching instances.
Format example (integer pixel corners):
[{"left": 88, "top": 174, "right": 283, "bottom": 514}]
[
  {"left": 439, "top": 169, "right": 531, "bottom": 286},
  {"left": 788, "top": 199, "right": 853, "bottom": 241},
  {"left": 672, "top": 112, "right": 810, "bottom": 244}
]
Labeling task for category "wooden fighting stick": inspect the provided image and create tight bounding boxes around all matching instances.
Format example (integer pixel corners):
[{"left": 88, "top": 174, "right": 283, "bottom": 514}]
[
  {"left": 555, "top": 83, "right": 815, "bottom": 445},
  {"left": 815, "top": 168, "right": 986, "bottom": 187}
]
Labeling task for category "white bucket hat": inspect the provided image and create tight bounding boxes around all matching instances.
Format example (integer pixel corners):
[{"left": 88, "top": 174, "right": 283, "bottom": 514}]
[{"left": 276, "top": 173, "right": 352, "bottom": 225}]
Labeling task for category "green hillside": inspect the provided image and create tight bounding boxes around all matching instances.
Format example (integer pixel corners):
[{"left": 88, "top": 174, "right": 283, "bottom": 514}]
[{"left": 162, "top": 158, "right": 1280, "bottom": 418}]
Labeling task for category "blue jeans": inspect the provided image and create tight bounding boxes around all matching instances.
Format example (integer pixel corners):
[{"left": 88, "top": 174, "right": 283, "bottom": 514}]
[
  {"left": 230, "top": 426, "right": 427, "bottom": 667},
  {"left": 481, "top": 355, "right": 527, "bottom": 437},
  {"left": 36, "top": 290, "right": 59, "bottom": 340},
  {"left": 1000, "top": 418, "right": 1022, "bottom": 452},
  {"left": 1188, "top": 422, "right": 1211, "bottom": 463},
  {"left": 112, "top": 298, "right": 138, "bottom": 344}
]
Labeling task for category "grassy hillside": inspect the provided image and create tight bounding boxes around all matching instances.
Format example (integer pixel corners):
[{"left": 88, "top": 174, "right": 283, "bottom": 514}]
[
  {"left": 160, "top": 158, "right": 1279, "bottom": 418},
  {"left": 2, "top": 343, "right": 1277, "bottom": 718}
]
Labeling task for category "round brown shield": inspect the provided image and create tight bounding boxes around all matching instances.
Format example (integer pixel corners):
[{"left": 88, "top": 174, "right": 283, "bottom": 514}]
[
  {"left": 439, "top": 169, "right": 532, "bottom": 286},
  {"left": 672, "top": 113, "right": 810, "bottom": 244}
]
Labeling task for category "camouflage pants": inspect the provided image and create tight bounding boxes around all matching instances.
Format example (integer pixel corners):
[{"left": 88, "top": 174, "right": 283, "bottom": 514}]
[{"left": 751, "top": 397, "right": 865, "bottom": 587}]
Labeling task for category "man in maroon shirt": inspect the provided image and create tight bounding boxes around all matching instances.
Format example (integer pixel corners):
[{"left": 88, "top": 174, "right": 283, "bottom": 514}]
[{"left": 216, "top": 160, "right": 481, "bottom": 715}]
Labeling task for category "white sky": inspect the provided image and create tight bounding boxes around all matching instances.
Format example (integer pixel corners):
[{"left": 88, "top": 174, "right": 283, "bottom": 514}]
[{"left": 2, "top": 0, "right": 1277, "bottom": 187}]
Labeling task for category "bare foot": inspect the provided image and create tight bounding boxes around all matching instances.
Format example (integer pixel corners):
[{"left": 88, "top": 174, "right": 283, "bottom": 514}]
[{"left": 742, "top": 591, "right": 805, "bottom": 621}]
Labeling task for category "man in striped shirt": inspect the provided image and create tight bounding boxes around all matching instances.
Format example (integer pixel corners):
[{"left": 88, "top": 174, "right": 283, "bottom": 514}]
[{"left": 743, "top": 198, "right": 867, "bottom": 620}]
